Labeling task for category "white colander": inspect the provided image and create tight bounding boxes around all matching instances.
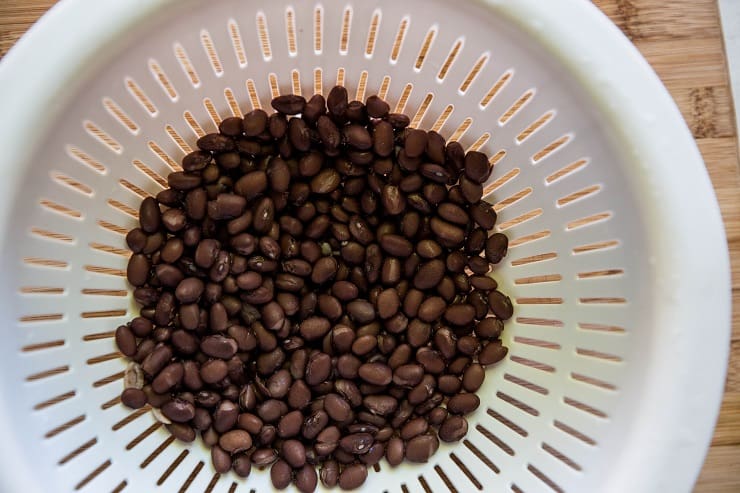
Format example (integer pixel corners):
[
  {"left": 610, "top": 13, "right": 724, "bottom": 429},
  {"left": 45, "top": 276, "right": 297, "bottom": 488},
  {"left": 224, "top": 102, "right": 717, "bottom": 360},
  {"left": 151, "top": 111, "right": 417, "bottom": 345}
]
[{"left": 0, "top": 0, "right": 731, "bottom": 492}]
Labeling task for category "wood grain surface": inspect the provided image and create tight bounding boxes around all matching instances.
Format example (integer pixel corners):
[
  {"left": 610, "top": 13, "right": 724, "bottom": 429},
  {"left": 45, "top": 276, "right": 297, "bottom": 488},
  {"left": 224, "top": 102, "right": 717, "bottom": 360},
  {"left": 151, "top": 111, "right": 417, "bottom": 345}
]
[{"left": 1, "top": 0, "right": 738, "bottom": 491}]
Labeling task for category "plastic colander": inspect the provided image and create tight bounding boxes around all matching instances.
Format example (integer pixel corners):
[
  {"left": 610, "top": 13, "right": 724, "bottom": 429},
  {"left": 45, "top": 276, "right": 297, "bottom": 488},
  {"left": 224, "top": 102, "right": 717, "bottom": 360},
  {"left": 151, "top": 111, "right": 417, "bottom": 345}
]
[{"left": 0, "top": 0, "right": 731, "bottom": 492}]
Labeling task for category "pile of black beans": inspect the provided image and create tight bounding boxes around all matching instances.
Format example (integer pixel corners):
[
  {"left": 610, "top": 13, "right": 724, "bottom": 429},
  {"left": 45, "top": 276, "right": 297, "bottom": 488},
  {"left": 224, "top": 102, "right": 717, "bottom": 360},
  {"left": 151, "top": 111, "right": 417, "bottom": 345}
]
[{"left": 116, "top": 87, "right": 512, "bottom": 492}]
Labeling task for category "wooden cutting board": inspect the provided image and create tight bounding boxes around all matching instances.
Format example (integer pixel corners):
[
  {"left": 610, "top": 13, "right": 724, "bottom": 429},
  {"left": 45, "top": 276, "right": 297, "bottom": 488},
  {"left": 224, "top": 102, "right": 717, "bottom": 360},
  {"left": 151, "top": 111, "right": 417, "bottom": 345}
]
[{"left": 1, "top": 0, "right": 738, "bottom": 491}]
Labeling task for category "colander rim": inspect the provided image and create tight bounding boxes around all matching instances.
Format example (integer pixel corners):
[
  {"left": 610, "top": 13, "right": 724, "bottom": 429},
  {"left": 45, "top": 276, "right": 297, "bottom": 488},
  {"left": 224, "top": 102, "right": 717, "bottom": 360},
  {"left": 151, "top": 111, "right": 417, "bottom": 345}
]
[{"left": 0, "top": 0, "right": 730, "bottom": 492}]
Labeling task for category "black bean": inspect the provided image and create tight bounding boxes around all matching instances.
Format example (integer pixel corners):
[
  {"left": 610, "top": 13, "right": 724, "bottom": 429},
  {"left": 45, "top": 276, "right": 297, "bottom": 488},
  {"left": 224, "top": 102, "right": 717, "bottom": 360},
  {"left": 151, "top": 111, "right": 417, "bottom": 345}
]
[
  {"left": 300, "top": 316, "right": 331, "bottom": 341},
  {"left": 327, "top": 86, "right": 349, "bottom": 119},
  {"left": 295, "top": 463, "right": 318, "bottom": 493},
  {"left": 460, "top": 175, "right": 483, "bottom": 203},
  {"left": 447, "top": 393, "right": 480, "bottom": 414},
  {"left": 303, "top": 409, "right": 330, "bottom": 440},
  {"left": 414, "top": 259, "right": 446, "bottom": 290},
  {"left": 430, "top": 217, "right": 465, "bottom": 246},
  {"left": 305, "top": 352, "right": 332, "bottom": 386},
  {"left": 338, "top": 464, "right": 368, "bottom": 490},
  {"left": 363, "top": 395, "right": 398, "bottom": 416},
  {"left": 139, "top": 197, "right": 161, "bottom": 233},
  {"left": 311, "top": 168, "right": 341, "bottom": 194},
  {"left": 126, "top": 254, "right": 150, "bottom": 287},
  {"left": 182, "top": 150, "right": 212, "bottom": 172},
  {"left": 346, "top": 299, "right": 375, "bottom": 324},
  {"left": 211, "top": 445, "right": 232, "bottom": 473},
  {"left": 200, "top": 359, "right": 228, "bottom": 384},
  {"left": 121, "top": 388, "right": 147, "bottom": 409},
  {"left": 373, "top": 120, "right": 394, "bottom": 157},
  {"left": 488, "top": 290, "right": 514, "bottom": 319},
  {"left": 345, "top": 124, "right": 372, "bottom": 150},
  {"left": 404, "top": 129, "right": 427, "bottom": 158},
  {"left": 161, "top": 397, "right": 194, "bottom": 422},
  {"left": 272, "top": 94, "right": 306, "bottom": 115},
  {"left": 358, "top": 363, "right": 392, "bottom": 386},
  {"left": 478, "top": 340, "right": 508, "bottom": 365},
  {"left": 198, "top": 133, "right": 235, "bottom": 152},
  {"left": 405, "top": 433, "right": 439, "bottom": 463},
  {"left": 317, "top": 115, "right": 341, "bottom": 148},
  {"left": 271, "top": 459, "right": 293, "bottom": 489},
  {"left": 240, "top": 110, "right": 266, "bottom": 137}
]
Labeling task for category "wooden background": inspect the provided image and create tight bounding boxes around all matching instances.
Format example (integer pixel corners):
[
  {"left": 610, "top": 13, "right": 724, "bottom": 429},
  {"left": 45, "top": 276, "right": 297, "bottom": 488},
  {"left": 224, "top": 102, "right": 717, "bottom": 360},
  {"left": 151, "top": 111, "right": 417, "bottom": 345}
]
[{"left": 1, "top": 0, "right": 738, "bottom": 490}]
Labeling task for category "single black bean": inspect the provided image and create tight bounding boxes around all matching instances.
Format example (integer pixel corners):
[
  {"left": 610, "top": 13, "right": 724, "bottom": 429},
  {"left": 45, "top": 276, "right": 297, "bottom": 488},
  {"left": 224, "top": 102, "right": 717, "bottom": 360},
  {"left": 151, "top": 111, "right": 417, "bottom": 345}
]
[
  {"left": 243, "top": 109, "right": 268, "bottom": 136},
  {"left": 288, "top": 117, "right": 311, "bottom": 151},
  {"left": 327, "top": 86, "right": 349, "bottom": 119},
  {"left": 338, "top": 464, "right": 368, "bottom": 490},
  {"left": 272, "top": 94, "right": 306, "bottom": 115},
  {"left": 405, "top": 434, "right": 439, "bottom": 463},
  {"left": 271, "top": 459, "right": 293, "bottom": 489},
  {"left": 488, "top": 290, "right": 514, "bottom": 319}
]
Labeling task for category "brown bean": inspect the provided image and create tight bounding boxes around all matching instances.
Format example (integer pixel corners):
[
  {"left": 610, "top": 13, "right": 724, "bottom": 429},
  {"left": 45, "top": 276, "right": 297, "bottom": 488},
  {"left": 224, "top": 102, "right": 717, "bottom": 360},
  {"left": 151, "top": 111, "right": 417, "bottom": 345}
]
[
  {"left": 121, "top": 388, "right": 147, "bottom": 409},
  {"left": 317, "top": 115, "right": 341, "bottom": 148},
  {"left": 465, "top": 151, "right": 492, "bottom": 183},
  {"left": 386, "top": 437, "right": 404, "bottom": 466},
  {"left": 311, "top": 256, "right": 338, "bottom": 284},
  {"left": 358, "top": 363, "right": 392, "bottom": 386},
  {"left": 338, "top": 464, "right": 368, "bottom": 489},
  {"left": 126, "top": 254, "right": 150, "bottom": 287},
  {"left": 413, "top": 259, "right": 445, "bottom": 290},
  {"left": 311, "top": 168, "right": 341, "bottom": 194},
  {"left": 288, "top": 117, "right": 311, "bottom": 151},
  {"left": 456, "top": 170, "right": 482, "bottom": 201},
  {"left": 305, "top": 352, "right": 332, "bottom": 386},
  {"left": 485, "top": 232, "right": 509, "bottom": 263},
  {"left": 393, "top": 364, "right": 424, "bottom": 387},
  {"left": 115, "top": 325, "right": 137, "bottom": 357},
  {"left": 161, "top": 398, "right": 194, "bottom": 423},
  {"left": 430, "top": 217, "right": 465, "bottom": 247},
  {"left": 363, "top": 395, "right": 398, "bottom": 416},
  {"left": 401, "top": 416, "right": 429, "bottom": 440},
  {"left": 447, "top": 393, "right": 480, "bottom": 415},
  {"left": 372, "top": 120, "right": 394, "bottom": 157},
  {"left": 439, "top": 415, "right": 469, "bottom": 442},
  {"left": 488, "top": 290, "right": 514, "bottom": 319},
  {"left": 478, "top": 340, "right": 507, "bottom": 365},
  {"left": 376, "top": 288, "right": 400, "bottom": 319},
  {"left": 327, "top": 86, "right": 348, "bottom": 117},
  {"left": 418, "top": 296, "right": 446, "bottom": 323},
  {"left": 349, "top": 216, "right": 374, "bottom": 245},
  {"left": 380, "top": 234, "right": 413, "bottom": 257},
  {"left": 243, "top": 109, "right": 268, "bottom": 136},
  {"left": 302, "top": 409, "right": 330, "bottom": 440},
  {"left": 168, "top": 171, "right": 202, "bottom": 190},
  {"left": 300, "top": 316, "right": 331, "bottom": 341},
  {"left": 405, "top": 434, "right": 439, "bottom": 463},
  {"left": 252, "top": 448, "right": 279, "bottom": 467},
  {"left": 339, "top": 432, "right": 374, "bottom": 455},
  {"left": 200, "top": 359, "right": 228, "bottom": 384},
  {"left": 295, "top": 464, "right": 318, "bottom": 493},
  {"left": 315, "top": 425, "right": 341, "bottom": 456},
  {"left": 211, "top": 445, "right": 232, "bottom": 473},
  {"left": 271, "top": 459, "right": 292, "bottom": 489},
  {"left": 320, "top": 460, "right": 340, "bottom": 487},
  {"left": 444, "top": 303, "right": 476, "bottom": 325},
  {"left": 219, "top": 430, "right": 252, "bottom": 453},
  {"left": 276, "top": 409, "right": 303, "bottom": 438},
  {"left": 139, "top": 197, "right": 161, "bottom": 233},
  {"left": 404, "top": 129, "right": 427, "bottom": 158},
  {"left": 272, "top": 94, "right": 306, "bottom": 115},
  {"left": 151, "top": 362, "right": 183, "bottom": 394},
  {"left": 344, "top": 124, "right": 372, "bottom": 149},
  {"left": 346, "top": 299, "right": 375, "bottom": 324}
]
